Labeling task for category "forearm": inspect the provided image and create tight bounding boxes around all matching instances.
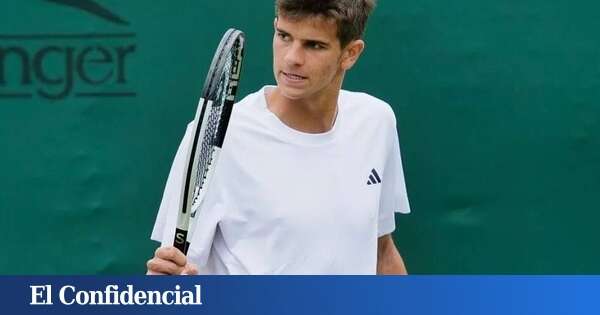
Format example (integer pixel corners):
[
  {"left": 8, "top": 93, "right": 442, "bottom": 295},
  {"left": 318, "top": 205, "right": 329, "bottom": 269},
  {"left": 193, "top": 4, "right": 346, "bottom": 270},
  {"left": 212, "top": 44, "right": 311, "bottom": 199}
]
[{"left": 377, "top": 235, "right": 408, "bottom": 275}]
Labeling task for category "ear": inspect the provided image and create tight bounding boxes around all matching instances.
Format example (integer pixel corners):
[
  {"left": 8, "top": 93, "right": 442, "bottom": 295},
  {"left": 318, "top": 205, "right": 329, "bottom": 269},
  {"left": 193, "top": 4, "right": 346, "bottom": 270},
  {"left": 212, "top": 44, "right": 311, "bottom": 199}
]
[{"left": 340, "top": 39, "right": 365, "bottom": 71}]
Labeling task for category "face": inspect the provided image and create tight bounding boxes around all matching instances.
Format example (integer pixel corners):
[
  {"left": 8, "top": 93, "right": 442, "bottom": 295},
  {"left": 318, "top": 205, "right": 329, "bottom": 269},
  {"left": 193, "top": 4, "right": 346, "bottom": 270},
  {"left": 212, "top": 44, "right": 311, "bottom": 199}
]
[{"left": 272, "top": 14, "right": 363, "bottom": 101}]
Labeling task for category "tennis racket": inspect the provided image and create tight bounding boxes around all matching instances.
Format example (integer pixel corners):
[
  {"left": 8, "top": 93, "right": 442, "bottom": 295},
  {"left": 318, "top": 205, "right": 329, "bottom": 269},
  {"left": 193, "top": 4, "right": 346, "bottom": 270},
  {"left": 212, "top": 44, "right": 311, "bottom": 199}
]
[{"left": 173, "top": 29, "right": 245, "bottom": 255}]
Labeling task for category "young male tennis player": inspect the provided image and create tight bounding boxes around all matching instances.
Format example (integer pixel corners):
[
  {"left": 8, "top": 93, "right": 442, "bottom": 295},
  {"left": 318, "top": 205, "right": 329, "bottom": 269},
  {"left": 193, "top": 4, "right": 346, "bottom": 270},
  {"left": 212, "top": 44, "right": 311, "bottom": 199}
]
[{"left": 147, "top": 0, "right": 411, "bottom": 275}]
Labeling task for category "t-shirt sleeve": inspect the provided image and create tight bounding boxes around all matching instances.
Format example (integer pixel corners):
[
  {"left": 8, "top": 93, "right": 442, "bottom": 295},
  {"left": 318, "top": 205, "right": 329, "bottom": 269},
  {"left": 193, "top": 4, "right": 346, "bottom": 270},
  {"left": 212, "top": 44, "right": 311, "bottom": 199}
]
[{"left": 377, "top": 116, "right": 411, "bottom": 237}]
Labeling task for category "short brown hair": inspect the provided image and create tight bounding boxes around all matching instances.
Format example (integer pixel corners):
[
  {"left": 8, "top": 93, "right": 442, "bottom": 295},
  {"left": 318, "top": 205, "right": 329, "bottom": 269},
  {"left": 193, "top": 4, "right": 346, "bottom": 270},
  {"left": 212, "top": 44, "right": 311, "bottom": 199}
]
[{"left": 275, "top": 0, "right": 376, "bottom": 47}]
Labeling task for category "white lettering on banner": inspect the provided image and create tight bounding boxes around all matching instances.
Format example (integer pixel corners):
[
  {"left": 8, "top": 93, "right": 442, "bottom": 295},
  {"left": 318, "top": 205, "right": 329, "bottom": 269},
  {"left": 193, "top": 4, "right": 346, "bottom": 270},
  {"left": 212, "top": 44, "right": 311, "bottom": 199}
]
[
  {"left": 31, "top": 284, "right": 202, "bottom": 306},
  {"left": 59, "top": 285, "right": 76, "bottom": 305},
  {"left": 30, "top": 285, "right": 53, "bottom": 305},
  {"left": 50, "top": 284, "right": 203, "bottom": 306}
]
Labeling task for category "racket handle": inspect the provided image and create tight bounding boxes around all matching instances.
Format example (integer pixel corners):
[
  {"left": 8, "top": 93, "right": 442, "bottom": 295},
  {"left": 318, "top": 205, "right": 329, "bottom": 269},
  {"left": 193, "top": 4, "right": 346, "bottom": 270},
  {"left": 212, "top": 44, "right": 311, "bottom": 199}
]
[{"left": 174, "top": 228, "right": 190, "bottom": 255}]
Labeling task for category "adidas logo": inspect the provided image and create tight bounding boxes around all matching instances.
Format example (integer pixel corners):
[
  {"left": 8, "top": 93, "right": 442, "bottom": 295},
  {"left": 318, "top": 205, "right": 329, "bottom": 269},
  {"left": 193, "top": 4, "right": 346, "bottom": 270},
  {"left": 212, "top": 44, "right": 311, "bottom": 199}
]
[{"left": 366, "top": 168, "right": 382, "bottom": 185}]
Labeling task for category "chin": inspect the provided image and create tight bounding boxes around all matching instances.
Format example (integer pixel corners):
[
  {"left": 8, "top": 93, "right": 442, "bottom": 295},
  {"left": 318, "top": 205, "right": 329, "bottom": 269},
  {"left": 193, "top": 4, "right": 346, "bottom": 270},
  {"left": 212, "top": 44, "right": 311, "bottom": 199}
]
[{"left": 276, "top": 83, "right": 309, "bottom": 100}]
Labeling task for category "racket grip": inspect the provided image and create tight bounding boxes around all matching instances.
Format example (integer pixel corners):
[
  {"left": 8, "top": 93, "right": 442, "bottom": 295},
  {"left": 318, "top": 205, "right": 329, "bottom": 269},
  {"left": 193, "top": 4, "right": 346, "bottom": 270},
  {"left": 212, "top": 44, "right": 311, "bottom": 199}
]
[{"left": 174, "top": 228, "right": 189, "bottom": 255}]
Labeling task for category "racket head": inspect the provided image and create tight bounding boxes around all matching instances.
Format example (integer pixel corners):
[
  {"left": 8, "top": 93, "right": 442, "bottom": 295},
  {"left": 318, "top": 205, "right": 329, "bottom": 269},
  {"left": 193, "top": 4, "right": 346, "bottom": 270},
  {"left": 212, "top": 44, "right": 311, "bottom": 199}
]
[
  {"left": 173, "top": 29, "right": 245, "bottom": 254},
  {"left": 203, "top": 29, "right": 244, "bottom": 100}
]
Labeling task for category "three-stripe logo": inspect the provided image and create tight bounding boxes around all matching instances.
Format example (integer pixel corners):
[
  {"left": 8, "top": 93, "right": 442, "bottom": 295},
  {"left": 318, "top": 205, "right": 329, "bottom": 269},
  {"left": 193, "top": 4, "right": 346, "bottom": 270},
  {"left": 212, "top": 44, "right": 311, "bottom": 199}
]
[{"left": 366, "top": 168, "right": 382, "bottom": 185}]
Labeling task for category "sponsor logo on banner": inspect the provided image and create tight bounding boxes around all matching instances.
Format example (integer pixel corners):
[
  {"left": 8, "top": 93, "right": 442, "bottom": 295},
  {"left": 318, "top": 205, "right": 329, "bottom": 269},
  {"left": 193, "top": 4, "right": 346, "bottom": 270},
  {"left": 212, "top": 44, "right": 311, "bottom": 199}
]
[{"left": 0, "top": 0, "right": 136, "bottom": 100}]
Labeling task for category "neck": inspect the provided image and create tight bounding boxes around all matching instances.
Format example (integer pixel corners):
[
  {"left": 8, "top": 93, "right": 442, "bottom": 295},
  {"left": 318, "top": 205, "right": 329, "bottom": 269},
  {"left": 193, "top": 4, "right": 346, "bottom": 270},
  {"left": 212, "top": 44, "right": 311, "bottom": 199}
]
[{"left": 267, "top": 75, "right": 343, "bottom": 134}]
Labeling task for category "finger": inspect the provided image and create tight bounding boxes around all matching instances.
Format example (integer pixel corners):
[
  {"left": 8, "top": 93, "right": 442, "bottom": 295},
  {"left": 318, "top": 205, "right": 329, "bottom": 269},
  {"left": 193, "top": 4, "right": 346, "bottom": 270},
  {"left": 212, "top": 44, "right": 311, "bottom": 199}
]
[
  {"left": 146, "top": 257, "right": 185, "bottom": 275},
  {"left": 181, "top": 263, "right": 199, "bottom": 275},
  {"left": 155, "top": 246, "right": 187, "bottom": 267},
  {"left": 146, "top": 269, "right": 168, "bottom": 275},
  {"left": 147, "top": 257, "right": 184, "bottom": 275}
]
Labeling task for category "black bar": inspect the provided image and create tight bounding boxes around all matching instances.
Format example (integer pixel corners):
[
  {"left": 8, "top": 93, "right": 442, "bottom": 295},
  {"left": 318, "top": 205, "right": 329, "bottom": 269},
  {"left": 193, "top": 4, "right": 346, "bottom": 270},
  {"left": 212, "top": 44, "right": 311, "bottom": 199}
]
[
  {"left": 75, "top": 92, "right": 136, "bottom": 97},
  {"left": 0, "top": 93, "right": 33, "bottom": 98},
  {"left": 0, "top": 33, "right": 136, "bottom": 40},
  {"left": 173, "top": 228, "right": 188, "bottom": 254}
]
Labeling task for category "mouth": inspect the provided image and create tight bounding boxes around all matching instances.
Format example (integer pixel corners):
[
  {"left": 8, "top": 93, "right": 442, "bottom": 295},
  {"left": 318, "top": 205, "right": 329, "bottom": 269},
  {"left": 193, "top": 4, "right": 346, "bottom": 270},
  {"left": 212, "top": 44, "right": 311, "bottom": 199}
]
[{"left": 281, "top": 71, "right": 307, "bottom": 82}]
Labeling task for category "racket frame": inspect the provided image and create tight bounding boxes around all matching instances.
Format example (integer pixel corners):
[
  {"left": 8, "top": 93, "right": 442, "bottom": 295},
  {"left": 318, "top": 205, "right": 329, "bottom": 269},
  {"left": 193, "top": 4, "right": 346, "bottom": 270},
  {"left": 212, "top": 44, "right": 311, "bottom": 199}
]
[{"left": 173, "top": 29, "right": 245, "bottom": 254}]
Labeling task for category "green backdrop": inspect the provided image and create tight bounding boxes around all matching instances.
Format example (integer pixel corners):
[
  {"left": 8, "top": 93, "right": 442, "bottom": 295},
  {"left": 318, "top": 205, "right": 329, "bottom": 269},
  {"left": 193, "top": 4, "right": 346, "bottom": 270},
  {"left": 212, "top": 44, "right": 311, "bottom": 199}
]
[{"left": 0, "top": 0, "right": 598, "bottom": 274}]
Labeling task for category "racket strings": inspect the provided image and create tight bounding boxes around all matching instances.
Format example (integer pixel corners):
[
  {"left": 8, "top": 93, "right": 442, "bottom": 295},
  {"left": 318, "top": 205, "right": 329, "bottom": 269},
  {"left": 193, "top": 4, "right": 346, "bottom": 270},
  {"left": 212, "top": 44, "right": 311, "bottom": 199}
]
[{"left": 191, "top": 49, "right": 235, "bottom": 207}]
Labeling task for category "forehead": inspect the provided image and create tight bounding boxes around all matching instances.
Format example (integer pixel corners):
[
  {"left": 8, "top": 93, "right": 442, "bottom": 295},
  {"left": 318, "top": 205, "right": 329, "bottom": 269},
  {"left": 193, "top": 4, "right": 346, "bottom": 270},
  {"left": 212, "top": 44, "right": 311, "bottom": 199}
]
[{"left": 276, "top": 14, "right": 339, "bottom": 44}]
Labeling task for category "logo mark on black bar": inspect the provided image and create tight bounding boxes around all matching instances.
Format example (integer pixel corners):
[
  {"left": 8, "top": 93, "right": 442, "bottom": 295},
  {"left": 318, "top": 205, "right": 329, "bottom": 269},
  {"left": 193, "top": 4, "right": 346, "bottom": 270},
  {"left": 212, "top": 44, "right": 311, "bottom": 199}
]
[{"left": 44, "top": 0, "right": 130, "bottom": 26}]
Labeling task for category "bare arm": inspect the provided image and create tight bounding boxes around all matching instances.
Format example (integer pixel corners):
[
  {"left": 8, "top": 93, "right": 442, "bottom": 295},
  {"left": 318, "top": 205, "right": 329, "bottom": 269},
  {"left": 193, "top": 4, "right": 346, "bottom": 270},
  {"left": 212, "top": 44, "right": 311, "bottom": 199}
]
[{"left": 377, "top": 234, "right": 408, "bottom": 275}]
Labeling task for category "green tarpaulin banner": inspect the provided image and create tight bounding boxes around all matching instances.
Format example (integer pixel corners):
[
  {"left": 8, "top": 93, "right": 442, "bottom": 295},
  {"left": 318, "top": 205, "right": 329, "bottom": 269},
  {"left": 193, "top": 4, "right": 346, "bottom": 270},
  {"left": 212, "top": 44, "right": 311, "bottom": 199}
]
[{"left": 1, "top": 0, "right": 598, "bottom": 273}]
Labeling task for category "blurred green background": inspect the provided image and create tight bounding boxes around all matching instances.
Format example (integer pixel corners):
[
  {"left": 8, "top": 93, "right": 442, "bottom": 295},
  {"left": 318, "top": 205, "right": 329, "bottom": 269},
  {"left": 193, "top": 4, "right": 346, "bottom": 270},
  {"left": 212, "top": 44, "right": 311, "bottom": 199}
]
[{"left": 0, "top": 0, "right": 598, "bottom": 274}]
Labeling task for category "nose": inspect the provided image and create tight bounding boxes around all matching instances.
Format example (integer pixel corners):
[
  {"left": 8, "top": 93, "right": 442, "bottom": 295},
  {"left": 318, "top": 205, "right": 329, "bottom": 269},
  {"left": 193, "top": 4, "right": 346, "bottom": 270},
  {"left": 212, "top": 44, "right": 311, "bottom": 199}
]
[{"left": 284, "top": 42, "right": 304, "bottom": 67}]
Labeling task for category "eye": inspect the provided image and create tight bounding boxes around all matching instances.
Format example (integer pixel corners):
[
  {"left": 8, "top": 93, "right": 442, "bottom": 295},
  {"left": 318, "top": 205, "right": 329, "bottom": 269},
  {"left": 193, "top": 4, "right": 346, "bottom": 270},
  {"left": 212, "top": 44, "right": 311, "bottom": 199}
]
[
  {"left": 311, "top": 43, "right": 324, "bottom": 50},
  {"left": 277, "top": 32, "right": 290, "bottom": 41},
  {"left": 307, "top": 42, "right": 326, "bottom": 50}
]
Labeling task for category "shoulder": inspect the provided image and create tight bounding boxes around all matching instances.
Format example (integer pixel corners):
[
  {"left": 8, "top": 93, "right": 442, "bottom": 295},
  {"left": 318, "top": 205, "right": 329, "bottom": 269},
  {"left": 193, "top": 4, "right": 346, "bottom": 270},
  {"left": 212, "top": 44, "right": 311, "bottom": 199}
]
[
  {"left": 182, "top": 87, "right": 266, "bottom": 135},
  {"left": 229, "top": 87, "right": 268, "bottom": 121},
  {"left": 233, "top": 86, "right": 270, "bottom": 111},
  {"left": 339, "top": 89, "right": 398, "bottom": 127},
  {"left": 226, "top": 86, "right": 273, "bottom": 135},
  {"left": 234, "top": 88, "right": 264, "bottom": 107}
]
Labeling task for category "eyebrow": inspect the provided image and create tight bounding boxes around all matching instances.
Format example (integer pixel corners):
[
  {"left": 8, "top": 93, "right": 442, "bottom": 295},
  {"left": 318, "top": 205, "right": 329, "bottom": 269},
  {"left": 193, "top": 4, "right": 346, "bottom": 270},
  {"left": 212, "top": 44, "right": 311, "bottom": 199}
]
[{"left": 275, "top": 27, "right": 331, "bottom": 48}]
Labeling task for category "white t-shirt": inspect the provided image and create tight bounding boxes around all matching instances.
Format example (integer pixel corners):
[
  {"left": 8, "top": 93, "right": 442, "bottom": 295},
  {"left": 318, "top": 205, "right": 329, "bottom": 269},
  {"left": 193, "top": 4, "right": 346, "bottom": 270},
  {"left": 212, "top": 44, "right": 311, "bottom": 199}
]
[{"left": 151, "top": 86, "right": 410, "bottom": 274}]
